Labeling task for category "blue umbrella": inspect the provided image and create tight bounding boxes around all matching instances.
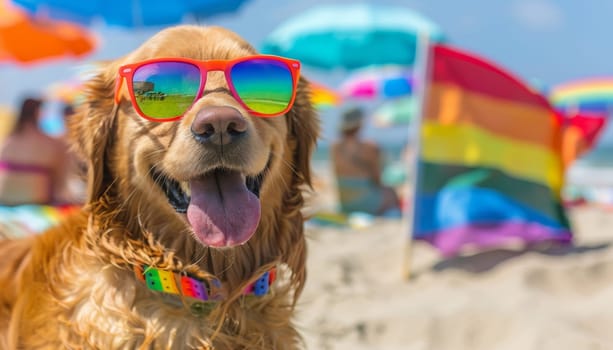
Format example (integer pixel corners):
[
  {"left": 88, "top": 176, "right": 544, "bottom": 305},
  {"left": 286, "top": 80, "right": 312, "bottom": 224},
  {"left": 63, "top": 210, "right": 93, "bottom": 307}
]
[
  {"left": 261, "top": 3, "right": 445, "bottom": 70},
  {"left": 11, "top": 0, "right": 250, "bottom": 27}
]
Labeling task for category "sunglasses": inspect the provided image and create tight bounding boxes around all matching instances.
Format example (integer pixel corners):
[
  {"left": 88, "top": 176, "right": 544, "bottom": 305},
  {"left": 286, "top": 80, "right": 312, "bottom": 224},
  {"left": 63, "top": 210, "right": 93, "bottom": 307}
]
[{"left": 114, "top": 55, "right": 301, "bottom": 121}]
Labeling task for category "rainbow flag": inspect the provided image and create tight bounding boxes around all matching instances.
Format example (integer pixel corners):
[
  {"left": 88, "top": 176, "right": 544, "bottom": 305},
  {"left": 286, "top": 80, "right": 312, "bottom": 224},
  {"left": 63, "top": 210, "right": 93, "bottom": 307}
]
[
  {"left": 561, "top": 112, "right": 607, "bottom": 167},
  {"left": 412, "top": 44, "right": 572, "bottom": 256}
]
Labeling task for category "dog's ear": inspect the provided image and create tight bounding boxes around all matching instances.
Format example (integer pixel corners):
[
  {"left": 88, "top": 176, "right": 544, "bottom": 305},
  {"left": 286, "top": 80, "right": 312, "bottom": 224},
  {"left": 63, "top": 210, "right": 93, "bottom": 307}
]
[
  {"left": 278, "top": 76, "right": 319, "bottom": 302},
  {"left": 286, "top": 76, "right": 320, "bottom": 187},
  {"left": 68, "top": 62, "right": 120, "bottom": 203}
]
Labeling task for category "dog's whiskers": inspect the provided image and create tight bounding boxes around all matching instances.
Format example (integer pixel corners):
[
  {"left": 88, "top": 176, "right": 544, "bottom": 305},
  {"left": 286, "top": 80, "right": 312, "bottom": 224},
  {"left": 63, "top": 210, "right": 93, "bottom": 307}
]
[{"left": 269, "top": 150, "right": 295, "bottom": 190}]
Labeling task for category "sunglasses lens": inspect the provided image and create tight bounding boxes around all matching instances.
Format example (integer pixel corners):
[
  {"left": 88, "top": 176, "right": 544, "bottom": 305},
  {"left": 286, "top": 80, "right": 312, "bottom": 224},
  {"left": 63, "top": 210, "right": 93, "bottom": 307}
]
[
  {"left": 230, "top": 59, "right": 294, "bottom": 116},
  {"left": 132, "top": 62, "right": 200, "bottom": 119}
]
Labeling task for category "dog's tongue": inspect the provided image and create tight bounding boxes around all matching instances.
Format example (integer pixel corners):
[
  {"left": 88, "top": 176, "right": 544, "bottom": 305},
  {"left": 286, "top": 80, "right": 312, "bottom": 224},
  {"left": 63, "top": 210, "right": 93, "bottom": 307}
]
[{"left": 187, "top": 171, "right": 260, "bottom": 247}]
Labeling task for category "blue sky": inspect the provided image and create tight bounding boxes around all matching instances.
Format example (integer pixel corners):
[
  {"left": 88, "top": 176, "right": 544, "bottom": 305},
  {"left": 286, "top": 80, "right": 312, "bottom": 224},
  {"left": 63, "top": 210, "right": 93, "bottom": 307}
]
[{"left": 2, "top": 0, "right": 613, "bottom": 144}]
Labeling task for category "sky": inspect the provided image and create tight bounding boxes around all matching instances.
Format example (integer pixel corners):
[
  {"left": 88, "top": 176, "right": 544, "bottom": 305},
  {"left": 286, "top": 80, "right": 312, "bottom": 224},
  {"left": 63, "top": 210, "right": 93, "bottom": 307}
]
[{"left": 2, "top": 0, "right": 613, "bottom": 145}]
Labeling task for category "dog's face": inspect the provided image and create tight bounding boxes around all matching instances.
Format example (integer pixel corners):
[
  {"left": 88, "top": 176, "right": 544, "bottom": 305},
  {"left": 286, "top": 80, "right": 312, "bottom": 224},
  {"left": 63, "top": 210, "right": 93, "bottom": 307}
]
[{"left": 71, "top": 26, "right": 319, "bottom": 250}]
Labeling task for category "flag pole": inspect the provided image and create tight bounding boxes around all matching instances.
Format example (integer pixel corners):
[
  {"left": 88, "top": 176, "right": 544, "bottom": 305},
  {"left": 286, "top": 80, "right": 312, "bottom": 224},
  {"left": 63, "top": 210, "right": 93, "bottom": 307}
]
[{"left": 402, "top": 32, "right": 432, "bottom": 281}]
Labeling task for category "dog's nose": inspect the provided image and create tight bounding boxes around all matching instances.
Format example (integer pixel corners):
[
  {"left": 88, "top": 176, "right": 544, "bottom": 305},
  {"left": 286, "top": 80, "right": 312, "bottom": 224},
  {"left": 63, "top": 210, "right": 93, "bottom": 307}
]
[{"left": 191, "top": 106, "right": 248, "bottom": 146}]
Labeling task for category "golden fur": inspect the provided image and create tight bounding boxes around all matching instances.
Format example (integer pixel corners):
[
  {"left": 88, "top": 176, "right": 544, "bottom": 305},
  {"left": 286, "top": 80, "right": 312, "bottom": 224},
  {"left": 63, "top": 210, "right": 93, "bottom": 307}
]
[{"left": 0, "top": 25, "right": 319, "bottom": 349}]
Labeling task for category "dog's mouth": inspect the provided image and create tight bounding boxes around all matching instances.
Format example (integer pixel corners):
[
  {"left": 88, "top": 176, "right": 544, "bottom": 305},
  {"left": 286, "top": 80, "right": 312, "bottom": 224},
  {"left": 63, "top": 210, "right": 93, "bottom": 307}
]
[{"left": 151, "top": 160, "right": 268, "bottom": 248}]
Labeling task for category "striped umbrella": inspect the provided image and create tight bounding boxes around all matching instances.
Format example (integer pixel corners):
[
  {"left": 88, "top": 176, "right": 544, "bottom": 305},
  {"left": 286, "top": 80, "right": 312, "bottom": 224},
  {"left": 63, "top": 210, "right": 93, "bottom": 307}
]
[
  {"left": 340, "top": 65, "right": 412, "bottom": 100},
  {"left": 549, "top": 78, "right": 613, "bottom": 115}
]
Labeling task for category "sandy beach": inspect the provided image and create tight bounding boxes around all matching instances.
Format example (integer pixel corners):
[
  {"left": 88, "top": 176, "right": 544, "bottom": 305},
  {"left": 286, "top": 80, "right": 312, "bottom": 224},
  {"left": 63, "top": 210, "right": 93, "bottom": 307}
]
[{"left": 297, "top": 169, "right": 613, "bottom": 350}]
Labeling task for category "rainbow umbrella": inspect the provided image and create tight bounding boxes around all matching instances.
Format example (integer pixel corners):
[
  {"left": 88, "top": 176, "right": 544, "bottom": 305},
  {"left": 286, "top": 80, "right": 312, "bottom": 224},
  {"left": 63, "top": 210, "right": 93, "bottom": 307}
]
[
  {"left": 46, "top": 79, "right": 85, "bottom": 104},
  {"left": 340, "top": 65, "right": 412, "bottom": 100},
  {"left": 309, "top": 82, "right": 341, "bottom": 110},
  {"left": 549, "top": 78, "right": 613, "bottom": 115},
  {"left": 44, "top": 62, "right": 99, "bottom": 103}
]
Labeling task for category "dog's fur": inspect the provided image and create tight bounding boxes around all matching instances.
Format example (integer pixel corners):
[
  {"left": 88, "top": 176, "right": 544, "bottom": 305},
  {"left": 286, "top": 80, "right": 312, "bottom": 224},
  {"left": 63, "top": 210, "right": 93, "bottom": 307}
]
[{"left": 0, "top": 25, "right": 319, "bottom": 349}]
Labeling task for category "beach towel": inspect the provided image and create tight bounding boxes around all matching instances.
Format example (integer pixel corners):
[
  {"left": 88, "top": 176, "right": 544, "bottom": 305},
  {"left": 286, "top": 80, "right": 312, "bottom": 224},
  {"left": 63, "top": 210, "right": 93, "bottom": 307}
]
[
  {"left": 0, "top": 204, "right": 79, "bottom": 239},
  {"left": 336, "top": 177, "right": 385, "bottom": 215}
]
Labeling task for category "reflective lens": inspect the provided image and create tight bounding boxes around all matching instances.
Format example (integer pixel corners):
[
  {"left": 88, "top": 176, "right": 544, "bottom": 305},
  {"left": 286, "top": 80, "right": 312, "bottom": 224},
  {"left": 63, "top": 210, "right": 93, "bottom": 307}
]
[
  {"left": 132, "top": 62, "right": 201, "bottom": 119},
  {"left": 230, "top": 59, "right": 294, "bottom": 115}
]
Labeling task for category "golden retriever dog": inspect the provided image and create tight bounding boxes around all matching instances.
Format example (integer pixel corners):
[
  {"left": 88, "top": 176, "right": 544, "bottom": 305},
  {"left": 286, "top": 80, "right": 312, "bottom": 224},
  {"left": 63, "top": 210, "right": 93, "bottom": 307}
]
[{"left": 0, "top": 25, "right": 319, "bottom": 349}]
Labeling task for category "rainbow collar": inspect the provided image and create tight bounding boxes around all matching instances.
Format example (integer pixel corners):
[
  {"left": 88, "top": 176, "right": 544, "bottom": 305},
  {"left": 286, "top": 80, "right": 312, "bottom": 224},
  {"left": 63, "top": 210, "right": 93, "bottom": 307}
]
[{"left": 134, "top": 265, "right": 276, "bottom": 302}]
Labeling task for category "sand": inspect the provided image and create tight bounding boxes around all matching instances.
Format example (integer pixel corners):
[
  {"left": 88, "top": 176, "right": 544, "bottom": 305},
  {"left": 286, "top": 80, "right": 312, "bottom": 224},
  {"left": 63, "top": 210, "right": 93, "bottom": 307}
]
[{"left": 297, "top": 169, "right": 613, "bottom": 350}]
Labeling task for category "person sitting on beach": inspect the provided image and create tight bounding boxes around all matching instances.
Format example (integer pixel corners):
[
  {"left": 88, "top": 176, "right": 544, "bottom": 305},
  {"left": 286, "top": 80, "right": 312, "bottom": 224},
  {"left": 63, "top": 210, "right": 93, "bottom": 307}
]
[
  {"left": 330, "top": 107, "right": 401, "bottom": 216},
  {"left": 60, "top": 102, "right": 87, "bottom": 203},
  {"left": 0, "top": 97, "right": 73, "bottom": 206}
]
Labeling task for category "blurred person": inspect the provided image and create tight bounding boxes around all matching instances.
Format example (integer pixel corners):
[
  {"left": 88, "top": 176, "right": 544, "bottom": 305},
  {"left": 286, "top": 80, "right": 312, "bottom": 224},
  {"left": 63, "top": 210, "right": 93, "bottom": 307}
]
[
  {"left": 330, "top": 107, "right": 401, "bottom": 216},
  {"left": 62, "top": 103, "right": 75, "bottom": 122},
  {"left": 0, "top": 97, "right": 73, "bottom": 205},
  {"left": 60, "top": 102, "right": 87, "bottom": 203}
]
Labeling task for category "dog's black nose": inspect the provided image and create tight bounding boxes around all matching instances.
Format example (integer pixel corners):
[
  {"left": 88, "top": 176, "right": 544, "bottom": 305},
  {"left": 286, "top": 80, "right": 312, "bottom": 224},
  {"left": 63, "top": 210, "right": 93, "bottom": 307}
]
[{"left": 191, "top": 106, "right": 248, "bottom": 146}]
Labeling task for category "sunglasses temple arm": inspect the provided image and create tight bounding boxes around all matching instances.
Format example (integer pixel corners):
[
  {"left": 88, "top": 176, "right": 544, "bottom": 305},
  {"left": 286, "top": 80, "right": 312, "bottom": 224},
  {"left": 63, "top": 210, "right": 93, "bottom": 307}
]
[{"left": 114, "top": 76, "right": 124, "bottom": 105}]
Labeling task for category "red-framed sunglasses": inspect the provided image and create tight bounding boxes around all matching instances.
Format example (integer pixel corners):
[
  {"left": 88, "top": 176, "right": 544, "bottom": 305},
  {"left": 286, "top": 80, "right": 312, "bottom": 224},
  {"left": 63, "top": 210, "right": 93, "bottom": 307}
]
[{"left": 114, "top": 55, "right": 301, "bottom": 122}]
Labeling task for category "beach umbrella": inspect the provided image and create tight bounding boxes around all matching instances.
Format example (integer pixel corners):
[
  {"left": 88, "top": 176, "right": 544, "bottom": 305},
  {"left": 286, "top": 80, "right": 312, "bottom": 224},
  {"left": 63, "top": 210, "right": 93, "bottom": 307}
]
[
  {"left": 44, "top": 62, "right": 98, "bottom": 103},
  {"left": 340, "top": 65, "right": 412, "bottom": 100},
  {"left": 11, "top": 0, "right": 251, "bottom": 27},
  {"left": 0, "top": 0, "right": 96, "bottom": 64},
  {"left": 372, "top": 97, "right": 417, "bottom": 127},
  {"left": 46, "top": 79, "right": 84, "bottom": 104},
  {"left": 309, "top": 81, "right": 341, "bottom": 110},
  {"left": 260, "top": 3, "right": 445, "bottom": 71},
  {"left": 42, "top": 79, "right": 85, "bottom": 135},
  {"left": 549, "top": 78, "right": 613, "bottom": 115}
]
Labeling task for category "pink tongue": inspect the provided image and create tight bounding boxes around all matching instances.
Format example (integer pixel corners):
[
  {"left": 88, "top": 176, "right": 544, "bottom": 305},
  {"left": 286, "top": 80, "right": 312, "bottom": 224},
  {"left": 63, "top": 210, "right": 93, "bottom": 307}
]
[{"left": 187, "top": 171, "right": 261, "bottom": 247}]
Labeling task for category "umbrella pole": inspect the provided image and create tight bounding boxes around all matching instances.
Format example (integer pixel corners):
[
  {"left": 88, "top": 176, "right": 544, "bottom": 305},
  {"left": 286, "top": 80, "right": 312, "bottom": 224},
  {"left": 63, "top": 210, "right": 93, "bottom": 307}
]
[{"left": 402, "top": 32, "right": 432, "bottom": 281}]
